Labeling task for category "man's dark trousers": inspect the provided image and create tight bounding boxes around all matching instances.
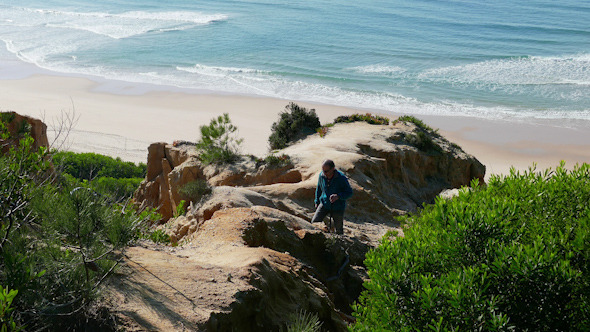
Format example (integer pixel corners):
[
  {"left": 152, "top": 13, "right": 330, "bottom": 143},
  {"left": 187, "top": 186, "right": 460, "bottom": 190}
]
[{"left": 312, "top": 203, "right": 344, "bottom": 234}]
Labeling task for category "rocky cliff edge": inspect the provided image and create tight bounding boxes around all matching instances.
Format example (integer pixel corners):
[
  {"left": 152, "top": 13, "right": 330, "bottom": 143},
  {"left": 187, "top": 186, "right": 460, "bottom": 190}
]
[{"left": 108, "top": 120, "right": 485, "bottom": 331}]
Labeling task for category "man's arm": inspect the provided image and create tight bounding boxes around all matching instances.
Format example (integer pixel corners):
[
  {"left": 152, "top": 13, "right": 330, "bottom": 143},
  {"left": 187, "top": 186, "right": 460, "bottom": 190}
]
[
  {"left": 337, "top": 176, "right": 353, "bottom": 201},
  {"left": 314, "top": 175, "right": 322, "bottom": 206}
]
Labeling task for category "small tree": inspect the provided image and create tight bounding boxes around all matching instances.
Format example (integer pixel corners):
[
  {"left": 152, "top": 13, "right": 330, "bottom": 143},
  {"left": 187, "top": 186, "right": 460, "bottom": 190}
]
[
  {"left": 196, "top": 113, "right": 243, "bottom": 165},
  {"left": 268, "top": 103, "right": 321, "bottom": 150}
]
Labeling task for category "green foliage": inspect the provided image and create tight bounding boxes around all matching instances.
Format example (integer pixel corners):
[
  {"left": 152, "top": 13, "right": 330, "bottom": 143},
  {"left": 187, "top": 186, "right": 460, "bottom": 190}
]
[
  {"left": 52, "top": 151, "right": 145, "bottom": 201},
  {"left": 269, "top": 103, "right": 321, "bottom": 150},
  {"left": 334, "top": 113, "right": 389, "bottom": 125},
  {"left": 404, "top": 131, "right": 442, "bottom": 154},
  {"left": 285, "top": 310, "right": 322, "bottom": 332},
  {"left": 450, "top": 142, "right": 464, "bottom": 152},
  {"left": 316, "top": 124, "right": 333, "bottom": 138},
  {"left": 0, "top": 113, "right": 15, "bottom": 140},
  {"left": 53, "top": 151, "right": 146, "bottom": 180},
  {"left": 250, "top": 154, "right": 292, "bottom": 168},
  {"left": 138, "top": 207, "right": 163, "bottom": 223},
  {"left": 395, "top": 115, "right": 435, "bottom": 132},
  {"left": 175, "top": 200, "right": 187, "bottom": 217},
  {"left": 147, "top": 229, "right": 171, "bottom": 244},
  {"left": 91, "top": 176, "right": 143, "bottom": 199},
  {"left": 196, "top": 113, "right": 243, "bottom": 165},
  {"left": 15, "top": 121, "right": 30, "bottom": 136},
  {"left": 0, "top": 113, "right": 15, "bottom": 125},
  {"left": 0, "top": 123, "right": 142, "bottom": 330},
  {"left": 0, "top": 286, "right": 21, "bottom": 332},
  {"left": 263, "top": 154, "right": 291, "bottom": 167},
  {"left": 352, "top": 163, "right": 590, "bottom": 332},
  {"left": 179, "top": 179, "right": 212, "bottom": 203}
]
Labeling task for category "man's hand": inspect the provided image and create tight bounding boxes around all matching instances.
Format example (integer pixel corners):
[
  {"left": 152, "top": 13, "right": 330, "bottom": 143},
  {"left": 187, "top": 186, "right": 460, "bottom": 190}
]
[
  {"left": 329, "top": 194, "right": 339, "bottom": 203},
  {"left": 315, "top": 203, "right": 318, "bottom": 209}
]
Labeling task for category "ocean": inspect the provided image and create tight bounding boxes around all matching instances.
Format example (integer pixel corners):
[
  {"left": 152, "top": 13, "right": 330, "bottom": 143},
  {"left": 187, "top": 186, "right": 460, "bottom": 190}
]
[{"left": 0, "top": 0, "right": 589, "bottom": 120}]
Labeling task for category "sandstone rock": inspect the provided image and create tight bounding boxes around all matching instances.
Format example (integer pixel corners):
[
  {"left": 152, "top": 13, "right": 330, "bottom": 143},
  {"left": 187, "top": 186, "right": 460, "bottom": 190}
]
[
  {"left": 145, "top": 142, "right": 166, "bottom": 181},
  {"left": 0, "top": 111, "right": 49, "bottom": 153},
  {"left": 109, "top": 207, "right": 367, "bottom": 331},
  {"left": 123, "top": 120, "right": 486, "bottom": 331}
]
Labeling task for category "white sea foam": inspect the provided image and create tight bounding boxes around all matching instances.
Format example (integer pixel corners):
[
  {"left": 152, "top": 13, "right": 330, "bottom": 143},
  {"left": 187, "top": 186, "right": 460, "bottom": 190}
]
[
  {"left": 419, "top": 54, "right": 590, "bottom": 87},
  {"left": 173, "top": 63, "right": 590, "bottom": 121},
  {"left": 176, "top": 64, "right": 267, "bottom": 77},
  {"left": 3, "top": 7, "right": 228, "bottom": 39},
  {"left": 347, "top": 65, "right": 406, "bottom": 75}
]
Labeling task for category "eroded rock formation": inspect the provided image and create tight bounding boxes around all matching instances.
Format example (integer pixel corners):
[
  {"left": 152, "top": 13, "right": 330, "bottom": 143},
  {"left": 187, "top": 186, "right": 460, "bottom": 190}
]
[{"left": 117, "top": 120, "right": 485, "bottom": 331}]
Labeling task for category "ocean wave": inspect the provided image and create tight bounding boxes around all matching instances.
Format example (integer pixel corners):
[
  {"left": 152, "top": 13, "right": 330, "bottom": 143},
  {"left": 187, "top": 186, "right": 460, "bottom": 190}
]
[
  {"left": 176, "top": 64, "right": 268, "bottom": 77},
  {"left": 346, "top": 65, "right": 406, "bottom": 75},
  {"left": 419, "top": 54, "right": 590, "bottom": 86},
  {"left": 3, "top": 7, "right": 228, "bottom": 39},
  {"left": 173, "top": 64, "right": 590, "bottom": 120}
]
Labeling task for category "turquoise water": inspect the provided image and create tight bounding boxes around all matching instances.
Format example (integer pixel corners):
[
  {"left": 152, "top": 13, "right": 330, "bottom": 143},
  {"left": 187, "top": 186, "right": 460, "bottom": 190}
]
[{"left": 0, "top": 0, "right": 589, "bottom": 119}]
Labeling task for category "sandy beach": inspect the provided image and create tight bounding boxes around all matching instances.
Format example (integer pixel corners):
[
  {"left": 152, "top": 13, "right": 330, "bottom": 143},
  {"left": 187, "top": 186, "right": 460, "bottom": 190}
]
[{"left": 1, "top": 73, "right": 589, "bottom": 179}]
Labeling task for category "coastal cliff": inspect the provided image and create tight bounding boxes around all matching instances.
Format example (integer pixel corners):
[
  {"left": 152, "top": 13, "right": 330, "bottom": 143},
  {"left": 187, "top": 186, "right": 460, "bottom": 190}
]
[{"left": 108, "top": 120, "right": 484, "bottom": 331}]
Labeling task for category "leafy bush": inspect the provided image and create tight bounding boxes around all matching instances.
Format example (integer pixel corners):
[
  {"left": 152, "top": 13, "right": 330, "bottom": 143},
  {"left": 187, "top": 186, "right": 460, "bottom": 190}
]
[
  {"left": 334, "top": 113, "right": 389, "bottom": 125},
  {"left": 395, "top": 115, "right": 435, "bottom": 132},
  {"left": 147, "top": 229, "right": 171, "bottom": 244},
  {"left": 352, "top": 164, "right": 590, "bottom": 331},
  {"left": 263, "top": 154, "right": 291, "bottom": 167},
  {"left": 0, "top": 122, "right": 141, "bottom": 330},
  {"left": 0, "top": 285, "right": 21, "bottom": 332},
  {"left": 404, "top": 131, "right": 442, "bottom": 154},
  {"left": 53, "top": 151, "right": 147, "bottom": 180},
  {"left": 269, "top": 103, "right": 321, "bottom": 150},
  {"left": 175, "top": 200, "right": 187, "bottom": 217},
  {"left": 196, "top": 113, "right": 243, "bottom": 165},
  {"left": 91, "top": 176, "right": 143, "bottom": 199},
  {"left": 179, "top": 179, "right": 212, "bottom": 203}
]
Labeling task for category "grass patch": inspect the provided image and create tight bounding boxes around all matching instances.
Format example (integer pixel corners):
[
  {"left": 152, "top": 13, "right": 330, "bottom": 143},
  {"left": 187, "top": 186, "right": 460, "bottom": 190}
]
[
  {"left": 404, "top": 131, "right": 442, "bottom": 154},
  {"left": 179, "top": 179, "right": 212, "bottom": 203},
  {"left": 147, "top": 229, "right": 171, "bottom": 244},
  {"left": 285, "top": 310, "right": 322, "bottom": 332},
  {"left": 395, "top": 115, "right": 436, "bottom": 132},
  {"left": 334, "top": 113, "right": 389, "bottom": 125}
]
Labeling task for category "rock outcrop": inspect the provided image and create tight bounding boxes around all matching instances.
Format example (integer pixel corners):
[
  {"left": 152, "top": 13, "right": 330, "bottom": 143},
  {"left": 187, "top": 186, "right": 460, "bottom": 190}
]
[
  {"left": 135, "top": 121, "right": 484, "bottom": 227},
  {"left": 118, "top": 120, "right": 485, "bottom": 331},
  {"left": 0, "top": 111, "right": 49, "bottom": 153}
]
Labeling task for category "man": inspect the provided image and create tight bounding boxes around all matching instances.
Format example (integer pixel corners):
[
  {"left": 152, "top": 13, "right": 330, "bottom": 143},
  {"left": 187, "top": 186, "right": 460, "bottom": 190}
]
[{"left": 312, "top": 159, "right": 353, "bottom": 234}]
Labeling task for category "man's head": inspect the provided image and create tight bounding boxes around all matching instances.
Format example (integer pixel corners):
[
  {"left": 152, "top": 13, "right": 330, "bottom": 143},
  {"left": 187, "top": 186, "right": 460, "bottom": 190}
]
[{"left": 322, "top": 159, "right": 336, "bottom": 177}]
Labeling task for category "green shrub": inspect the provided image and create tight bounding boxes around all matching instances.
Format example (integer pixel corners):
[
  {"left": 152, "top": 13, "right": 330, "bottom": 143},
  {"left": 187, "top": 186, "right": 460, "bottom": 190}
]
[
  {"left": 334, "top": 113, "right": 389, "bottom": 125},
  {"left": 196, "top": 113, "right": 243, "bottom": 165},
  {"left": 352, "top": 163, "right": 590, "bottom": 331},
  {"left": 148, "top": 229, "right": 170, "bottom": 244},
  {"left": 0, "top": 124, "right": 141, "bottom": 330},
  {"left": 269, "top": 103, "right": 321, "bottom": 150},
  {"left": 395, "top": 115, "right": 435, "bottom": 132},
  {"left": 285, "top": 310, "right": 322, "bottom": 332},
  {"left": 262, "top": 154, "right": 291, "bottom": 167},
  {"left": 175, "top": 200, "right": 187, "bottom": 217},
  {"left": 53, "top": 151, "right": 146, "bottom": 180},
  {"left": 91, "top": 176, "right": 143, "bottom": 200},
  {"left": 404, "top": 131, "right": 442, "bottom": 154},
  {"left": 179, "top": 179, "right": 212, "bottom": 203},
  {"left": 450, "top": 142, "right": 464, "bottom": 152},
  {"left": 0, "top": 285, "right": 21, "bottom": 332}
]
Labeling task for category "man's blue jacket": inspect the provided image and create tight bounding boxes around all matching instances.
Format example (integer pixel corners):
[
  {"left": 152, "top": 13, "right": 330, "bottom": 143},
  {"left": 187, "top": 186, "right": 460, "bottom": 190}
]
[{"left": 314, "top": 169, "right": 353, "bottom": 212}]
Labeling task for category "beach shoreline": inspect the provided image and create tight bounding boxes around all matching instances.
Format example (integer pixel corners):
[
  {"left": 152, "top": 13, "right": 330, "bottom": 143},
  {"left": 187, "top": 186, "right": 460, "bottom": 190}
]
[{"left": 1, "top": 72, "right": 589, "bottom": 179}]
